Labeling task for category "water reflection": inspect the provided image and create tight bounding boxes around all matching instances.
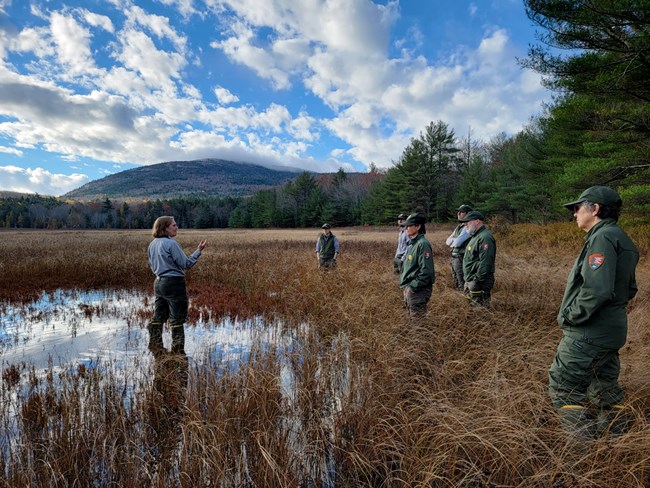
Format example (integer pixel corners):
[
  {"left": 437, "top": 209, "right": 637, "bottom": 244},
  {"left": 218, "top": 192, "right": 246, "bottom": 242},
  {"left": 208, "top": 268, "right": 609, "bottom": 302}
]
[
  {"left": 146, "top": 349, "right": 188, "bottom": 485},
  {"left": 0, "top": 288, "right": 294, "bottom": 374},
  {"left": 0, "top": 289, "right": 351, "bottom": 486}
]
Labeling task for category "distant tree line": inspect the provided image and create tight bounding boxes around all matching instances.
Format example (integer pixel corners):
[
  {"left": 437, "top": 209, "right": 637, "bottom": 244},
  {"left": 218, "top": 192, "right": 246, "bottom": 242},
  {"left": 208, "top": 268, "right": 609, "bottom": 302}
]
[
  {"left": 0, "top": 195, "right": 240, "bottom": 230},
  {"left": 2, "top": 1, "right": 649, "bottom": 229}
]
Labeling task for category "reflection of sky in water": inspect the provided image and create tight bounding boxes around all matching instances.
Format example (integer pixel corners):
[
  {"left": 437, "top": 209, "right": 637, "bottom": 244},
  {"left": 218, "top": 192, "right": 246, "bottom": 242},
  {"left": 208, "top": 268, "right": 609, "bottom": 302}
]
[
  {"left": 0, "top": 289, "right": 344, "bottom": 486},
  {"left": 0, "top": 289, "right": 297, "bottom": 374}
]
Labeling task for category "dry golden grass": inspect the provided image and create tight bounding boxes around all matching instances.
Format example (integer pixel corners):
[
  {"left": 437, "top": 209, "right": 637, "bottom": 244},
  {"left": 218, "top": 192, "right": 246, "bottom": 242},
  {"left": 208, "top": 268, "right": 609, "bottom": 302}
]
[{"left": 0, "top": 223, "right": 648, "bottom": 487}]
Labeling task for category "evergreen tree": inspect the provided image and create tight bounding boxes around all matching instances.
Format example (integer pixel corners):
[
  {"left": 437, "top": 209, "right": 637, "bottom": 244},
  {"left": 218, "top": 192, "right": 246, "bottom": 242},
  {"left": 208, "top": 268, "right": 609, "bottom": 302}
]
[{"left": 523, "top": 0, "right": 650, "bottom": 205}]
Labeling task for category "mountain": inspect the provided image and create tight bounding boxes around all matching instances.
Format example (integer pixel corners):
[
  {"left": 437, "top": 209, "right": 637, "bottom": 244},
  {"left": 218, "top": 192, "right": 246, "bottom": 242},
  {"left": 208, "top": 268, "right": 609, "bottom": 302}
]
[
  {"left": 63, "top": 159, "right": 303, "bottom": 200},
  {"left": 0, "top": 191, "right": 36, "bottom": 198}
]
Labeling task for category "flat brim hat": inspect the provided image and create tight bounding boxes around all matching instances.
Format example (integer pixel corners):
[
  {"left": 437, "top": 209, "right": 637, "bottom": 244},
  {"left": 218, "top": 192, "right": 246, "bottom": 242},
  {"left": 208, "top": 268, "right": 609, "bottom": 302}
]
[
  {"left": 397, "top": 213, "right": 408, "bottom": 220},
  {"left": 321, "top": 223, "right": 331, "bottom": 229},
  {"left": 456, "top": 204, "right": 473, "bottom": 213},
  {"left": 458, "top": 210, "right": 484, "bottom": 222},
  {"left": 402, "top": 213, "right": 426, "bottom": 226},
  {"left": 563, "top": 186, "right": 622, "bottom": 209}
]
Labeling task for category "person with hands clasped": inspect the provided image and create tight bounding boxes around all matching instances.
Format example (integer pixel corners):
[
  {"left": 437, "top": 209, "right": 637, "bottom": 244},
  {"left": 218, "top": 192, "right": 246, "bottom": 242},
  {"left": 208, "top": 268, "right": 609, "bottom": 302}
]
[
  {"left": 393, "top": 213, "right": 410, "bottom": 274},
  {"left": 147, "top": 216, "right": 207, "bottom": 355},
  {"left": 445, "top": 204, "right": 473, "bottom": 289},
  {"left": 549, "top": 186, "right": 639, "bottom": 439},
  {"left": 399, "top": 213, "right": 435, "bottom": 321},
  {"left": 316, "top": 223, "right": 340, "bottom": 270},
  {"left": 460, "top": 211, "right": 496, "bottom": 307}
]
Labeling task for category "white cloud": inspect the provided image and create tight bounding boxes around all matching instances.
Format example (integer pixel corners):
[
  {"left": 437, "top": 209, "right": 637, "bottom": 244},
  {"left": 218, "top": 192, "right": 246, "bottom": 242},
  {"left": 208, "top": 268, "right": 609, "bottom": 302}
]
[
  {"left": 0, "top": 145, "right": 22, "bottom": 155},
  {"left": 114, "top": 29, "right": 186, "bottom": 90},
  {"left": 214, "top": 85, "right": 239, "bottom": 104},
  {"left": 50, "top": 12, "right": 96, "bottom": 74},
  {"left": 80, "top": 9, "right": 115, "bottom": 33},
  {"left": 0, "top": 0, "right": 10, "bottom": 15},
  {"left": 154, "top": 0, "right": 197, "bottom": 19},
  {"left": 126, "top": 5, "right": 187, "bottom": 52},
  {"left": 213, "top": 21, "right": 292, "bottom": 89},
  {"left": 0, "top": 165, "right": 88, "bottom": 195}
]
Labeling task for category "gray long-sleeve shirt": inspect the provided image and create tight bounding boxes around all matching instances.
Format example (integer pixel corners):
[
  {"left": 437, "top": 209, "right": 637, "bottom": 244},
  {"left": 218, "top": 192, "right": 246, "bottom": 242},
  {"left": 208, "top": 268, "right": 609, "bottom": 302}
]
[{"left": 148, "top": 237, "right": 202, "bottom": 278}]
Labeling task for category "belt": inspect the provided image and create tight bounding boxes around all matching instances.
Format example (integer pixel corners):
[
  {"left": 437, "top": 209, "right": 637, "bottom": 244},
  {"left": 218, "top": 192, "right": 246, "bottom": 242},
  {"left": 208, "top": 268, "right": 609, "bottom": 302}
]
[
  {"left": 451, "top": 253, "right": 462, "bottom": 258},
  {"left": 156, "top": 276, "right": 185, "bottom": 281}
]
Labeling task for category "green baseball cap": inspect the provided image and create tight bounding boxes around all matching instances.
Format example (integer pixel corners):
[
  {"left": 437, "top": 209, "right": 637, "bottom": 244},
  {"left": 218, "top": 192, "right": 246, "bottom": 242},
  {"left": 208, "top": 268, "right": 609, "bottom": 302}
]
[
  {"left": 458, "top": 210, "right": 484, "bottom": 222},
  {"left": 456, "top": 204, "right": 473, "bottom": 213},
  {"left": 563, "top": 186, "right": 622, "bottom": 209},
  {"left": 402, "top": 213, "right": 426, "bottom": 226}
]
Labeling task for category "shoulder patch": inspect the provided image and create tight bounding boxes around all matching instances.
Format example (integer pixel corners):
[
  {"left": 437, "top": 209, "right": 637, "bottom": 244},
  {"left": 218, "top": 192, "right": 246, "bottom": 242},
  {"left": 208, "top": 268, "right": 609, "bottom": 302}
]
[
  {"left": 424, "top": 251, "right": 431, "bottom": 259},
  {"left": 588, "top": 253, "right": 605, "bottom": 270},
  {"left": 480, "top": 243, "right": 489, "bottom": 251}
]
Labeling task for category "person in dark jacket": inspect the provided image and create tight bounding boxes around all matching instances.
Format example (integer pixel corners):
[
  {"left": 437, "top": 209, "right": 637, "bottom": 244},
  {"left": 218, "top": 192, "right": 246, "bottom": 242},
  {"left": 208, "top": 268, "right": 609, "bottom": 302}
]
[
  {"left": 147, "top": 216, "right": 207, "bottom": 354},
  {"left": 445, "top": 204, "right": 473, "bottom": 289},
  {"left": 549, "top": 186, "right": 639, "bottom": 439},
  {"left": 399, "top": 213, "right": 435, "bottom": 320},
  {"left": 460, "top": 211, "right": 496, "bottom": 306},
  {"left": 316, "top": 223, "right": 340, "bottom": 269}
]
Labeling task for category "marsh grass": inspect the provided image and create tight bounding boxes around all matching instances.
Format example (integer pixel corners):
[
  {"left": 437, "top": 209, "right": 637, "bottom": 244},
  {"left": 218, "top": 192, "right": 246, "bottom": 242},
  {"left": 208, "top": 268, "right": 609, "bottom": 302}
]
[{"left": 0, "top": 224, "right": 648, "bottom": 486}]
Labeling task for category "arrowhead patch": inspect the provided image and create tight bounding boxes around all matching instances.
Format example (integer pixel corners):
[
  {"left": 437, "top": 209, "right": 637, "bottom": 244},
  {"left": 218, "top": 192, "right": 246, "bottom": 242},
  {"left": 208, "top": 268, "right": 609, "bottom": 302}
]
[{"left": 588, "top": 253, "right": 605, "bottom": 270}]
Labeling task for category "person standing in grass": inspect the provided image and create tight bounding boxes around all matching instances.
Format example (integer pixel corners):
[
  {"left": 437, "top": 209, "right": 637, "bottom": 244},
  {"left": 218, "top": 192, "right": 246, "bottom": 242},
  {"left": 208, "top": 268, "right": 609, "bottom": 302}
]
[
  {"left": 393, "top": 213, "right": 409, "bottom": 274},
  {"left": 460, "top": 210, "right": 496, "bottom": 307},
  {"left": 445, "top": 204, "right": 473, "bottom": 289},
  {"left": 316, "top": 223, "right": 340, "bottom": 269},
  {"left": 399, "top": 213, "right": 435, "bottom": 320},
  {"left": 147, "top": 216, "right": 207, "bottom": 355},
  {"left": 549, "top": 186, "right": 639, "bottom": 439}
]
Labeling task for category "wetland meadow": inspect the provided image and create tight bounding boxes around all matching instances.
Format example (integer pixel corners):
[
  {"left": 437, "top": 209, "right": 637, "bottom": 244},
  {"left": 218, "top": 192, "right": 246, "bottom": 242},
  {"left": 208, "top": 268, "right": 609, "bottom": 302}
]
[{"left": 0, "top": 224, "right": 648, "bottom": 487}]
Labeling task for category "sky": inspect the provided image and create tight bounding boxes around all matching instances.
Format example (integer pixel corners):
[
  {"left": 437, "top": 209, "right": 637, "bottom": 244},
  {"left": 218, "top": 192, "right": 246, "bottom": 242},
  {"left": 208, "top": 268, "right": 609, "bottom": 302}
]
[{"left": 0, "top": 0, "right": 552, "bottom": 197}]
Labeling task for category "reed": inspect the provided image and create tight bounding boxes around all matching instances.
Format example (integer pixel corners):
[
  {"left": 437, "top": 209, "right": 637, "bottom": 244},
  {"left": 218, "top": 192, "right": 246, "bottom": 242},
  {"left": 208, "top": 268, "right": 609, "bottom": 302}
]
[{"left": 0, "top": 224, "right": 648, "bottom": 487}]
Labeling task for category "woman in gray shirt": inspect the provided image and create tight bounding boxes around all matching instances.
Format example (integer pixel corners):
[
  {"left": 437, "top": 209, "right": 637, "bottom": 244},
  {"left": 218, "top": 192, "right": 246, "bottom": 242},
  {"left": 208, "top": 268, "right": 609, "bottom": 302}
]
[{"left": 147, "top": 216, "right": 207, "bottom": 354}]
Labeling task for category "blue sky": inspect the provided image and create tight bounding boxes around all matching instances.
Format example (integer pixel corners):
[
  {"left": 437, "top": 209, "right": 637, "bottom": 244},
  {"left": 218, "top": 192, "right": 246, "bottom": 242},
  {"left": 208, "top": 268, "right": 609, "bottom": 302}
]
[{"left": 0, "top": 0, "right": 551, "bottom": 196}]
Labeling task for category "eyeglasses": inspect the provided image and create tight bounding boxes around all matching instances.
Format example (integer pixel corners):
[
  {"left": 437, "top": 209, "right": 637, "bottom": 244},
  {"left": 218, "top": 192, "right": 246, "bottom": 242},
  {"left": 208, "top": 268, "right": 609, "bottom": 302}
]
[{"left": 572, "top": 204, "right": 584, "bottom": 213}]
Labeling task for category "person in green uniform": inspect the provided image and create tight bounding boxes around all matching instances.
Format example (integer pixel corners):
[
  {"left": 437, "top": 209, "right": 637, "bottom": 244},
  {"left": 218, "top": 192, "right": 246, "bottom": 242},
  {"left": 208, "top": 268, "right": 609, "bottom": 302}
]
[
  {"left": 460, "top": 211, "right": 496, "bottom": 306},
  {"left": 549, "top": 186, "right": 639, "bottom": 439},
  {"left": 316, "top": 223, "right": 340, "bottom": 269},
  {"left": 399, "top": 213, "right": 435, "bottom": 320},
  {"left": 445, "top": 204, "right": 473, "bottom": 289}
]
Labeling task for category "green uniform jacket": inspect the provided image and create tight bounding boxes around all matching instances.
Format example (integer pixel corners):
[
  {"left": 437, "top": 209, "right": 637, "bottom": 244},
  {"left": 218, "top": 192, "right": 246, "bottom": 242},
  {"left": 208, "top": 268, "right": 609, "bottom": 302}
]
[
  {"left": 558, "top": 219, "right": 638, "bottom": 349},
  {"left": 400, "top": 234, "right": 435, "bottom": 290},
  {"left": 462, "top": 225, "right": 496, "bottom": 284}
]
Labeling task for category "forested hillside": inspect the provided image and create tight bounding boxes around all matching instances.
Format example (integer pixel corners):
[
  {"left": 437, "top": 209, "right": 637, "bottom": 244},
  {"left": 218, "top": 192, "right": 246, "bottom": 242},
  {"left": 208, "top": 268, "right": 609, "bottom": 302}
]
[{"left": 63, "top": 159, "right": 301, "bottom": 200}]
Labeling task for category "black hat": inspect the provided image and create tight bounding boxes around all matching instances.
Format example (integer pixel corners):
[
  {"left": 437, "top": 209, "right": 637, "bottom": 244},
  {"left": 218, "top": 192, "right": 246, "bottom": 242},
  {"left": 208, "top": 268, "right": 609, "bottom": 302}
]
[
  {"left": 456, "top": 204, "right": 473, "bottom": 213},
  {"left": 397, "top": 213, "right": 408, "bottom": 220},
  {"left": 563, "top": 186, "right": 622, "bottom": 209},
  {"left": 321, "top": 223, "right": 331, "bottom": 229},
  {"left": 458, "top": 210, "right": 484, "bottom": 222},
  {"left": 402, "top": 213, "right": 426, "bottom": 226}
]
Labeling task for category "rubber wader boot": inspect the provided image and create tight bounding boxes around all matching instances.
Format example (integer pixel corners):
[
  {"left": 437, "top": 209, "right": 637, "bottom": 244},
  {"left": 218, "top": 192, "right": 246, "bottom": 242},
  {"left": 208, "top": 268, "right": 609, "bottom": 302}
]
[
  {"left": 558, "top": 405, "right": 597, "bottom": 440},
  {"left": 147, "top": 322, "right": 164, "bottom": 357},
  {"left": 170, "top": 324, "right": 185, "bottom": 353},
  {"left": 597, "top": 405, "right": 632, "bottom": 437}
]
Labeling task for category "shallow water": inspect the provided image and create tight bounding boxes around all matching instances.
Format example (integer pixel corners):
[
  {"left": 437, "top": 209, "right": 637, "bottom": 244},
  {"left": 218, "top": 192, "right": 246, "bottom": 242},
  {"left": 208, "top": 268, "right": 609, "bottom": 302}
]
[
  {"left": 0, "top": 288, "right": 346, "bottom": 486},
  {"left": 0, "top": 288, "right": 293, "bottom": 374}
]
